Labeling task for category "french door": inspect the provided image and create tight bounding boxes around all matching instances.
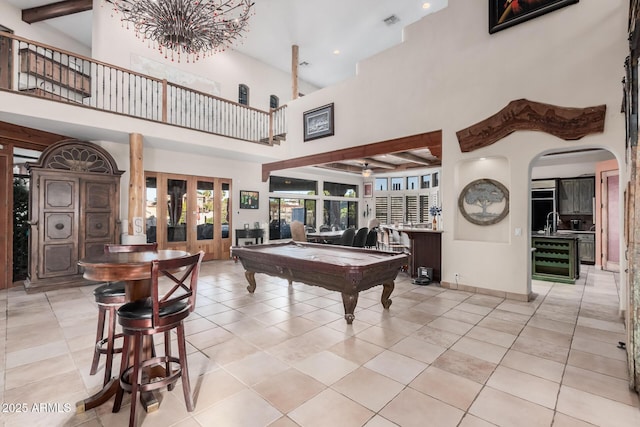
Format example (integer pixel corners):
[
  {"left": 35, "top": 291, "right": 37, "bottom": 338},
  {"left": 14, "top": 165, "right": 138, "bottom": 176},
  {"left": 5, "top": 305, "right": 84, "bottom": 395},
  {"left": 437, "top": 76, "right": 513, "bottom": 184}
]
[{"left": 145, "top": 172, "right": 231, "bottom": 260}]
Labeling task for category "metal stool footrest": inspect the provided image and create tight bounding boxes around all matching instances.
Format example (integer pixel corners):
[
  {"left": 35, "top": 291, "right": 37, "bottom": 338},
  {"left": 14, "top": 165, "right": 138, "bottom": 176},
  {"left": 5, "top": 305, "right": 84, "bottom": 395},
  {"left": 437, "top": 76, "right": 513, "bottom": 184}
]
[
  {"left": 120, "top": 355, "right": 183, "bottom": 393},
  {"left": 95, "top": 333, "right": 124, "bottom": 355}
]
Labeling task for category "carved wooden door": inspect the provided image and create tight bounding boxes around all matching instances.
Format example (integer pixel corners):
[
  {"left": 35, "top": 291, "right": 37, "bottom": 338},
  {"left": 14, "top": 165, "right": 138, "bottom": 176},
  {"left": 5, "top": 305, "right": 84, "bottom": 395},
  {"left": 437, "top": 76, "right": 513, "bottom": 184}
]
[
  {"left": 37, "top": 173, "right": 79, "bottom": 278},
  {"left": 81, "top": 177, "right": 118, "bottom": 259}
]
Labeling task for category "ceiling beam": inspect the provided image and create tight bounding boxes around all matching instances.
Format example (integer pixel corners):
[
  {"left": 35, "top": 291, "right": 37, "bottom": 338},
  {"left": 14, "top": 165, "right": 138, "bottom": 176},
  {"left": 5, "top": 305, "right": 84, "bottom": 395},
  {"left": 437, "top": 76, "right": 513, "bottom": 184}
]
[
  {"left": 360, "top": 157, "right": 397, "bottom": 169},
  {"left": 388, "top": 152, "right": 435, "bottom": 166},
  {"left": 22, "top": 0, "right": 93, "bottom": 24},
  {"left": 262, "top": 130, "right": 441, "bottom": 181},
  {"left": 0, "top": 121, "right": 69, "bottom": 150}
]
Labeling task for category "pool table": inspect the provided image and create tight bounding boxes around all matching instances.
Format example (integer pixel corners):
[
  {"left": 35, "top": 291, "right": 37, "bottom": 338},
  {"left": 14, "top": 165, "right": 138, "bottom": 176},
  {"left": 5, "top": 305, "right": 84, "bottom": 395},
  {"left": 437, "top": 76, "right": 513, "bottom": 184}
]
[{"left": 231, "top": 241, "right": 408, "bottom": 324}]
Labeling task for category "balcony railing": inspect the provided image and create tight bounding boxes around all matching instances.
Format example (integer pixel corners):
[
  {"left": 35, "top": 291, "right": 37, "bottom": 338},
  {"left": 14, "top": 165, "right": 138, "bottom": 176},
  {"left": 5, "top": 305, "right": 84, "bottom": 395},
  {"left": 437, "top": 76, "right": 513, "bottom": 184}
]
[{"left": 0, "top": 32, "right": 286, "bottom": 145}]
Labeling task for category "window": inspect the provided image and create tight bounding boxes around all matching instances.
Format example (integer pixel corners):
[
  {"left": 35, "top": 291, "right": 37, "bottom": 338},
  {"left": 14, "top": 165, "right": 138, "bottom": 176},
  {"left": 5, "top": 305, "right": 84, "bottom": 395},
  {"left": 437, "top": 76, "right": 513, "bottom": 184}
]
[
  {"left": 375, "top": 177, "right": 388, "bottom": 191},
  {"left": 323, "top": 200, "right": 358, "bottom": 230},
  {"left": 433, "top": 172, "right": 439, "bottom": 187},
  {"left": 390, "top": 196, "right": 404, "bottom": 224},
  {"left": 269, "top": 176, "right": 317, "bottom": 195},
  {"left": 407, "top": 176, "right": 419, "bottom": 191},
  {"left": 238, "top": 84, "right": 249, "bottom": 105},
  {"left": 421, "top": 174, "right": 431, "bottom": 189},
  {"left": 391, "top": 177, "right": 404, "bottom": 191},
  {"left": 323, "top": 181, "right": 357, "bottom": 197},
  {"left": 269, "top": 95, "right": 279, "bottom": 109},
  {"left": 375, "top": 197, "right": 388, "bottom": 224},
  {"left": 406, "top": 195, "right": 418, "bottom": 223},
  {"left": 269, "top": 197, "right": 316, "bottom": 240},
  {"left": 419, "top": 195, "right": 430, "bottom": 223}
]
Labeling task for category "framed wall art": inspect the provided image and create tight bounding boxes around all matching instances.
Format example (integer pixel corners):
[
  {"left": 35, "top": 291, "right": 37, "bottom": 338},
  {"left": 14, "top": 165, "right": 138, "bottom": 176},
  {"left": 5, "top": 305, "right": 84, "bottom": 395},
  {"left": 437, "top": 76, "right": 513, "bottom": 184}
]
[
  {"left": 303, "top": 103, "right": 334, "bottom": 141},
  {"left": 363, "top": 182, "right": 373, "bottom": 198},
  {"left": 458, "top": 178, "right": 509, "bottom": 226},
  {"left": 489, "top": 0, "right": 579, "bottom": 34},
  {"left": 239, "top": 190, "right": 259, "bottom": 209}
]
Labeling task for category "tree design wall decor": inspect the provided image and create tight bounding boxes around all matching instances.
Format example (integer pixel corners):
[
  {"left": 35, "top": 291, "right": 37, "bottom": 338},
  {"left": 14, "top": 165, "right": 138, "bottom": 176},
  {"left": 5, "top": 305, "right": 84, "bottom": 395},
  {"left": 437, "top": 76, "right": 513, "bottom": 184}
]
[{"left": 458, "top": 179, "right": 510, "bottom": 225}]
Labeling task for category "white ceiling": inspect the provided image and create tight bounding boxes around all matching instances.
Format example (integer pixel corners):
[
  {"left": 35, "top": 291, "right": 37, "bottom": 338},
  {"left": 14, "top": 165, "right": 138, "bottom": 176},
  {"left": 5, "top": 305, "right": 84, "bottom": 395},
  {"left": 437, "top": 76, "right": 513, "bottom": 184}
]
[{"left": 3, "top": 0, "right": 448, "bottom": 88}]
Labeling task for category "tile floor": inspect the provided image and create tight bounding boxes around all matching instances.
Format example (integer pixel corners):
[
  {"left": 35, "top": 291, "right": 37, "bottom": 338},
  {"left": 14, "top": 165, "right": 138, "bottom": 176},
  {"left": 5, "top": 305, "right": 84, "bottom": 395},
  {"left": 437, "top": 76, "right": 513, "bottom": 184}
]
[{"left": 1, "top": 261, "right": 639, "bottom": 426}]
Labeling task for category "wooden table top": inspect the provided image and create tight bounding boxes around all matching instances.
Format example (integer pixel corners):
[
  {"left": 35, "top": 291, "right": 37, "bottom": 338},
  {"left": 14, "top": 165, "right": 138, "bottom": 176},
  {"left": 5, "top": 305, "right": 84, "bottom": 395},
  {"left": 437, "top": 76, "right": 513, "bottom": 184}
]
[{"left": 78, "top": 249, "right": 189, "bottom": 282}]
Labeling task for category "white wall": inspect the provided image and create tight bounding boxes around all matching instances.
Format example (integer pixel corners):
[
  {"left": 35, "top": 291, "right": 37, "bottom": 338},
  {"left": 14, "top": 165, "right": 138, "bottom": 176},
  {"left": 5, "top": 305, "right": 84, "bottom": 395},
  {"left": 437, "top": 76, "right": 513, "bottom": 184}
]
[
  {"left": 91, "top": 4, "right": 318, "bottom": 110},
  {"left": 0, "top": 1, "right": 90, "bottom": 56},
  {"left": 279, "top": 0, "right": 628, "bottom": 297}
]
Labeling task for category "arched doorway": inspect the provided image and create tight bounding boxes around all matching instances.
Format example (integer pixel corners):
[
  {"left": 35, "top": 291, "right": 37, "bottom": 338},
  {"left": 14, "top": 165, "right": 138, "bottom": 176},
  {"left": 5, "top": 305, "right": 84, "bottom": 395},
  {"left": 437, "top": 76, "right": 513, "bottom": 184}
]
[{"left": 530, "top": 148, "right": 620, "bottom": 277}]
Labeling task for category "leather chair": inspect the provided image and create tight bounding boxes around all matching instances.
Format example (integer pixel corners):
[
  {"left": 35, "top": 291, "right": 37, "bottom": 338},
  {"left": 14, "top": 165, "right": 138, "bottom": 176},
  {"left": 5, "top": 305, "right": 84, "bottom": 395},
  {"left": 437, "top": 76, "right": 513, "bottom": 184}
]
[
  {"left": 364, "top": 228, "right": 378, "bottom": 248},
  {"left": 339, "top": 227, "right": 356, "bottom": 246},
  {"left": 113, "top": 251, "right": 204, "bottom": 427},
  {"left": 291, "top": 220, "right": 307, "bottom": 242},
  {"left": 352, "top": 227, "right": 369, "bottom": 247},
  {"left": 90, "top": 243, "right": 158, "bottom": 386}
]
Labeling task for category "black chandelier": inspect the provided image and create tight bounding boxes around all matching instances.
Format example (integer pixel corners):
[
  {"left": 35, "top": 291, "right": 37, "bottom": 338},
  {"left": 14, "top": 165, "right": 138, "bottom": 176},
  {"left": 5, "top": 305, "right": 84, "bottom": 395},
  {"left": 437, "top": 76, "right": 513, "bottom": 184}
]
[{"left": 106, "top": 0, "right": 254, "bottom": 61}]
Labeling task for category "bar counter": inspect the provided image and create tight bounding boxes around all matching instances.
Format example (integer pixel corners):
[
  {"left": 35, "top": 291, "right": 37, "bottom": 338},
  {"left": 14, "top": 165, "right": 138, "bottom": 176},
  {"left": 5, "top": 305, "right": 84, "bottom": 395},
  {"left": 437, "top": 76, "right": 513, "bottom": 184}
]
[{"left": 381, "top": 225, "right": 442, "bottom": 281}]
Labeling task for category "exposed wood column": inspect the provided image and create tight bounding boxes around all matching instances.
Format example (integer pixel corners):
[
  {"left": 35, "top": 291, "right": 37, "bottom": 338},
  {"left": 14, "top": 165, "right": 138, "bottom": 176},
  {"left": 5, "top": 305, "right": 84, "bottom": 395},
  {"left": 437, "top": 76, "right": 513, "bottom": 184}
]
[
  {"left": 128, "top": 133, "right": 145, "bottom": 239},
  {"left": 0, "top": 143, "right": 10, "bottom": 288},
  {"left": 292, "top": 44, "right": 299, "bottom": 100}
]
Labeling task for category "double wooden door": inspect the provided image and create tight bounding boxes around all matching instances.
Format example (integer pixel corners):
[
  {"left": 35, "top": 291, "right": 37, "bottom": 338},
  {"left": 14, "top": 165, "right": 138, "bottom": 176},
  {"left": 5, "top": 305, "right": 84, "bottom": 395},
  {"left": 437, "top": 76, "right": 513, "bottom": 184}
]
[{"left": 145, "top": 172, "right": 231, "bottom": 260}]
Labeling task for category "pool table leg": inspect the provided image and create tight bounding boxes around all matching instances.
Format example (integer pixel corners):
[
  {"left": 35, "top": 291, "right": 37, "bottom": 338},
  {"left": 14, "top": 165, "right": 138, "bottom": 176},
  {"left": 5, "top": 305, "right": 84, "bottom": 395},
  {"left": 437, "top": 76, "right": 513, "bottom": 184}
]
[
  {"left": 381, "top": 281, "right": 394, "bottom": 309},
  {"left": 341, "top": 292, "right": 358, "bottom": 324},
  {"left": 245, "top": 271, "right": 257, "bottom": 293}
]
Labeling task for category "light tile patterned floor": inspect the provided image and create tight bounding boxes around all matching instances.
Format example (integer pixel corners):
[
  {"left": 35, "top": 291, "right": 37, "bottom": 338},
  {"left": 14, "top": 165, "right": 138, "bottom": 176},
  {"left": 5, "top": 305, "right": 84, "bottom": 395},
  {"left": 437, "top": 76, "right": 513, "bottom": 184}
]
[{"left": 1, "top": 262, "right": 639, "bottom": 426}]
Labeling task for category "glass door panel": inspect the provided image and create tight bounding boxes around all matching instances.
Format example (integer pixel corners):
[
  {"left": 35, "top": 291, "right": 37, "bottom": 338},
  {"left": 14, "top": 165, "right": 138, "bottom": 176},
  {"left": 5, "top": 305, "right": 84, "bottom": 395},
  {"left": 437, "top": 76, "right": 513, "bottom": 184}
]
[
  {"left": 196, "top": 180, "right": 214, "bottom": 240},
  {"left": 145, "top": 176, "right": 158, "bottom": 243},
  {"left": 146, "top": 173, "right": 231, "bottom": 259},
  {"left": 167, "top": 178, "right": 188, "bottom": 242},
  {"left": 221, "top": 183, "right": 230, "bottom": 239}
]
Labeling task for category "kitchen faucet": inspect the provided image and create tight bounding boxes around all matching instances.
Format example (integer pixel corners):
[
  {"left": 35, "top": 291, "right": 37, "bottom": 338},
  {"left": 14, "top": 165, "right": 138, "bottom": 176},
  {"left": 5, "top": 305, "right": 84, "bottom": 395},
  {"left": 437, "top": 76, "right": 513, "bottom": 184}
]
[{"left": 545, "top": 211, "right": 559, "bottom": 235}]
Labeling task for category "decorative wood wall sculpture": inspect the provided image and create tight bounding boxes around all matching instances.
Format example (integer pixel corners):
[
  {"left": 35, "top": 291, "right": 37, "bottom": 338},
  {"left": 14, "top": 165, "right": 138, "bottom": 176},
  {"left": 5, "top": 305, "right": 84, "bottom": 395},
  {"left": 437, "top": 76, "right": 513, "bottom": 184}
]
[{"left": 456, "top": 99, "right": 606, "bottom": 153}]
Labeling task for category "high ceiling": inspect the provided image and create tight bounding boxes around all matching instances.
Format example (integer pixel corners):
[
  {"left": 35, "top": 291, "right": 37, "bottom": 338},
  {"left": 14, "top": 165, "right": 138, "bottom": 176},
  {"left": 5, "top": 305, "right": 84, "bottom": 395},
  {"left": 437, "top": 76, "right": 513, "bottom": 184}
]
[
  {"left": 3, "top": 0, "right": 448, "bottom": 88},
  {"left": 3, "top": 0, "right": 448, "bottom": 176}
]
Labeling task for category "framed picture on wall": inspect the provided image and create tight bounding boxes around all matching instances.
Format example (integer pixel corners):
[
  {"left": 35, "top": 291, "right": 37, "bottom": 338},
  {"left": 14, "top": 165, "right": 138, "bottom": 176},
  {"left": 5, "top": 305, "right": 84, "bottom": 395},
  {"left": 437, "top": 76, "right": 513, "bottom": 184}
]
[
  {"left": 240, "top": 190, "right": 259, "bottom": 209},
  {"left": 303, "top": 103, "right": 334, "bottom": 141},
  {"left": 489, "top": 0, "right": 579, "bottom": 34},
  {"left": 363, "top": 182, "right": 373, "bottom": 198}
]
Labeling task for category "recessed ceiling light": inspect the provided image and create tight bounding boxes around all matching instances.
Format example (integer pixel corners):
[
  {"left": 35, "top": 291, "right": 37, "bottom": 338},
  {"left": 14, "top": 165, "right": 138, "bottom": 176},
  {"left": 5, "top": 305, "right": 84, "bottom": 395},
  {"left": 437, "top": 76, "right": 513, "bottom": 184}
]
[
  {"left": 422, "top": 2, "right": 431, "bottom": 9},
  {"left": 333, "top": 49, "right": 340, "bottom": 55}
]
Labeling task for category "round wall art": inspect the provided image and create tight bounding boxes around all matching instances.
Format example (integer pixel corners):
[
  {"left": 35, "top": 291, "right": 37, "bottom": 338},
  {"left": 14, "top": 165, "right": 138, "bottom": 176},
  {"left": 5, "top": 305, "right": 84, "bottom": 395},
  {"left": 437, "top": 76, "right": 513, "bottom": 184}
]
[{"left": 458, "top": 178, "right": 509, "bottom": 226}]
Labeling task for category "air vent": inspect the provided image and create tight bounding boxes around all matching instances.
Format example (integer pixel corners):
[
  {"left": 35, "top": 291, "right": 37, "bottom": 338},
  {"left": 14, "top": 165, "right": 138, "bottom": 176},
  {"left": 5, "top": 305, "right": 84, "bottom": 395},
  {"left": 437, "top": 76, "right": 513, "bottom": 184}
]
[{"left": 383, "top": 15, "right": 400, "bottom": 26}]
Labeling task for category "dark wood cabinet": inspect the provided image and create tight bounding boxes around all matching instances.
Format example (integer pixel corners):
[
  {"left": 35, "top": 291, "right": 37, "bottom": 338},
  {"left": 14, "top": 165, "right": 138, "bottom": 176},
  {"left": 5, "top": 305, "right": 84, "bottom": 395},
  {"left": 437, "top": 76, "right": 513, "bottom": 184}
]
[
  {"left": 25, "top": 140, "right": 123, "bottom": 292},
  {"left": 558, "top": 178, "right": 595, "bottom": 215}
]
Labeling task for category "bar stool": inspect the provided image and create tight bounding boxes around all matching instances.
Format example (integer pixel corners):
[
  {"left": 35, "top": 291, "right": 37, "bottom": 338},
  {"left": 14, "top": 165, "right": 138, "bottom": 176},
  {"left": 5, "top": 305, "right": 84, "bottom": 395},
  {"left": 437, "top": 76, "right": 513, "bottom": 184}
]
[
  {"left": 90, "top": 243, "right": 158, "bottom": 386},
  {"left": 113, "top": 251, "right": 204, "bottom": 427}
]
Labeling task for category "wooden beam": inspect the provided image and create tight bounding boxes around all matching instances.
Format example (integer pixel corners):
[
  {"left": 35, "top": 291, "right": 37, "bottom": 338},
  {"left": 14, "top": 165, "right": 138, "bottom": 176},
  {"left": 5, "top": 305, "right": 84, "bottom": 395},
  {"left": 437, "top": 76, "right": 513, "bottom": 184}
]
[
  {"left": 388, "top": 152, "right": 435, "bottom": 166},
  {"left": 22, "top": 0, "right": 92, "bottom": 24},
  {"left": 0, "top": 121, "right": 68, "bottom": 150},
  {"left": 292, "top": 45, "right": 299, "bottom": 100},
  {"left": 456, "top": 99, "right": 606, "bottom": 153},
  {"left": 261, "top": 130, "right": 442, "bottom": 182}
]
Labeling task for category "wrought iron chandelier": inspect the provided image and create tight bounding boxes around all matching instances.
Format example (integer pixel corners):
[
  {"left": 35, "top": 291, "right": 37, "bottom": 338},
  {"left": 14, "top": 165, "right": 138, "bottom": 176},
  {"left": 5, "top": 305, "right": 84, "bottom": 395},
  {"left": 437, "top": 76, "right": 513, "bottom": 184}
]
[{"left": 106, "top": 0, "right": 254, "bottom": 62}]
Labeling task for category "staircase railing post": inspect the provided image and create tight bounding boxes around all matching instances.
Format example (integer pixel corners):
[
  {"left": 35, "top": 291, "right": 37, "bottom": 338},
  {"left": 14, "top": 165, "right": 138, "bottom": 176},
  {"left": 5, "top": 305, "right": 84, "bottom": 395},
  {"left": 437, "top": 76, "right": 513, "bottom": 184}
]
[{"left": 162, "top": 79, "right": 168, "bottom": 123}]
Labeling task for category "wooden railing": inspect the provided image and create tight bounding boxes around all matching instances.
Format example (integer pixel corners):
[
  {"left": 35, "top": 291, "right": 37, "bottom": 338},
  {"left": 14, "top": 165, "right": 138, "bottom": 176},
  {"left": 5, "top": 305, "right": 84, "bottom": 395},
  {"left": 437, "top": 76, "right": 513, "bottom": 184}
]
[{"left": 0, "top": 32, "right": 287, "bottom": 145}]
